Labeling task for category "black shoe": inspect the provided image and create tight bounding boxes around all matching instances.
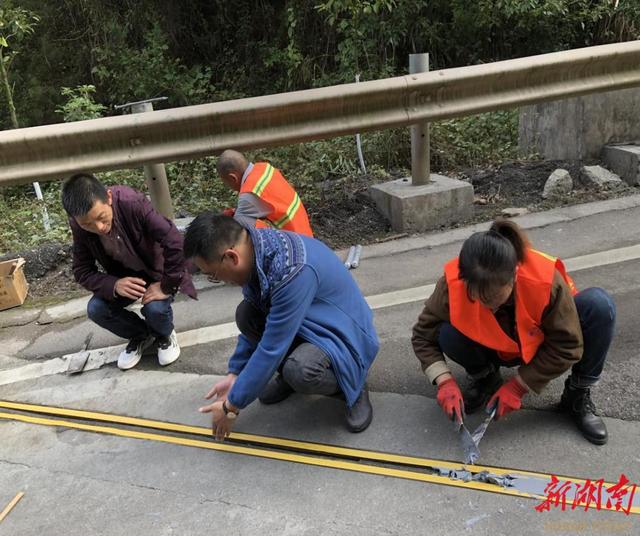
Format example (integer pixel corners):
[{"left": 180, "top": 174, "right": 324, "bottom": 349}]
[
  {"left": 259, "top": 375, "right": 294, "bottom": 405},
  {"left": 345, "top": 386, "right": 373, "bottom": 433},
  {"left": 560, "top": 378, "right": 608, "bottom": 445},
  {"left": 463, "top": 369, "right": 503, "bottom": 414}
]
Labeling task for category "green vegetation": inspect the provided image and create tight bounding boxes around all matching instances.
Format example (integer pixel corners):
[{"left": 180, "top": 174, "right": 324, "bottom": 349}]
[
  {"left": 0, "top": 5, "right": 39, "bottom": 129},
  {"left": 1, "top": 0, "right": 639, "bottom": 253},
  {"left": 55, "top": 85, "right": 107, "bottom": 122}
]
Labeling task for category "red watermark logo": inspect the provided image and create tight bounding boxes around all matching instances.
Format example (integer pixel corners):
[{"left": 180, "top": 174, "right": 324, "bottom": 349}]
[{"left": 535, "top": 474, "right": 637, "bottom": 515}]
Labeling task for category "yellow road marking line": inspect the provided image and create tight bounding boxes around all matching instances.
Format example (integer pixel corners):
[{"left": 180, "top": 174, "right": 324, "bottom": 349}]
[
  {"left": 0, "top": 411, "right": 544, "bottom": 500},
  {"left": 1, "top": 401, "right": 638, "bottom": 514},
  {"left": 0, "top": 400, "right": 588, "bottom": 479},
  {"left": 0, "top": 399, "right": 477, "bottom": 471}
]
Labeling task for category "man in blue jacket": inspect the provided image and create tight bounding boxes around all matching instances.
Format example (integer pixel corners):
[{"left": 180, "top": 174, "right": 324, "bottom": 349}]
[{"left": 184, "top": 213, "right": 379, "bottom": 439}]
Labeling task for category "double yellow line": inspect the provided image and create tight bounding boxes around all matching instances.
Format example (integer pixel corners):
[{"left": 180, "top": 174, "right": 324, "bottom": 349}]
[{"left": 1, "top": 399, "right": 637, "bottom": 515}]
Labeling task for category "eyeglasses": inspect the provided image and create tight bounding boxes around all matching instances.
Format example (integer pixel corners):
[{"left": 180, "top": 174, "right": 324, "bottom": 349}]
[
  {"left": 206, "top": 246, "right": 234, "bottom": 283},
  {"left": 207, "top": 254, "right": 226, "bottom": 283}
]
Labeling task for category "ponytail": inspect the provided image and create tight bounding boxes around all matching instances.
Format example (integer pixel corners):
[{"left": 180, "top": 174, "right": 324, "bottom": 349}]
[
  {"left": 458, "top": 219, "right": 529, "bottom": 302},
  {"left": 488, "top": 219, "right": 529, "bottom": 263}
]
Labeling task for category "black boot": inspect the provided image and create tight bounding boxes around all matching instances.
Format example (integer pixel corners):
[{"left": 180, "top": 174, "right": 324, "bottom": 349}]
[
  {"left": 560, "top": 378, "right": 608, "bottom": 445},
  {"left": 463, "top": 369, "right": 503, "bottom": 414},
  {"left": 345, "top": 385, "right": 373, "bottom": 433},
  {"left": 259, "top": 375, "right": 294, "bottom": 405}
]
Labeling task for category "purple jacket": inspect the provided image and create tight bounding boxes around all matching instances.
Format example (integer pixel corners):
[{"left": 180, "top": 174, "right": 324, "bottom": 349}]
[{"left": 69, "top": 186, "right": 196, "bottom": 301}]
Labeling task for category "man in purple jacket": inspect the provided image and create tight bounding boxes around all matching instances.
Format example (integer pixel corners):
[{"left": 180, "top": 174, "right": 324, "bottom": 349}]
[{"left": 62, "top": 174, "right": 196, "bottom": 370}]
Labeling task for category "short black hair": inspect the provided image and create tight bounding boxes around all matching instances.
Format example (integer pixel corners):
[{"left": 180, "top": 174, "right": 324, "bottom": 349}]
[
  {"left": 184, "top": 212, "right": 245, "bottom": 261},
  {"left": 61, "top": 173, "right": 108, "bottom": 217}
]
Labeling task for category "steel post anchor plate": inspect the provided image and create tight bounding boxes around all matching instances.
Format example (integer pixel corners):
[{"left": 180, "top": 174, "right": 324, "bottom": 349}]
[{"left": 66, "top": 332, "right": 94, "bottom": 375}]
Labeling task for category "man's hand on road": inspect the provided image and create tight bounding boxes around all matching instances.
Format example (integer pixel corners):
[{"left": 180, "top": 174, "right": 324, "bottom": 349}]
[
  {"left": 199, "top": 399, "right": 236, "bottom": 440},
  {"left": 199, "top": 374, "right": 239, "bottom": 440},
  {"left": 115, "top": 277, "right": 147, "bottom": 300},
  {"left": 204, "top": 374, "right": 237, "bottom": 402},
  {"left": 142, "top": 281, "right": 170, "bottom": 304}
]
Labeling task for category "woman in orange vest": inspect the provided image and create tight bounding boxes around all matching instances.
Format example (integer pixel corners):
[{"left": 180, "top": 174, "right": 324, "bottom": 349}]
[
  {"left": 412, "top": 219, "right": 615, "bottom": 445},
  {"left": 216, "top": 149, "right": 313, "bottom": 237}
]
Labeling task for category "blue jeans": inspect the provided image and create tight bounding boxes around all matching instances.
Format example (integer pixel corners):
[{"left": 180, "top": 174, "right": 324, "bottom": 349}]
[
  {"left": 438, "top": 287, "right": 616, "bottom": 388},
  {"left": 87, "top": 295, "right": 175, "bottom": 340}
]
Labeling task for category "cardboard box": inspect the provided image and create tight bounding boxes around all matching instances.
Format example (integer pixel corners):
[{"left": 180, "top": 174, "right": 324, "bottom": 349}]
[{"left": 0, "top": 258, "right": 29, "bottom": 311}]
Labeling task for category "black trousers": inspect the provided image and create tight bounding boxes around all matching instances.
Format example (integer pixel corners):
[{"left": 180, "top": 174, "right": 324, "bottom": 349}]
[{"left": 235, "top": 300, "right": 340, "bottom": 395}]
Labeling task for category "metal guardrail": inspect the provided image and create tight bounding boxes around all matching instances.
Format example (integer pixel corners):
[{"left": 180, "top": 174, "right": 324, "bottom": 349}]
[{"left": 1, "top": 41, "right": 640, "bottom": 186}]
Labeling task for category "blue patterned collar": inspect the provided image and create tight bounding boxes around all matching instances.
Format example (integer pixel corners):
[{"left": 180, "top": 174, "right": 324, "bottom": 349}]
[{"left": 247, "top": 227, "right": 306, "bottom": 303}]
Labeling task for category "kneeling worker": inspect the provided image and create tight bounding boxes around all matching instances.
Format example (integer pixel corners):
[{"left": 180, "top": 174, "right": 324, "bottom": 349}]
[
  {"left": 412, "top": 219, "right": 615, "bottom": 445},
  {"left": 62, "top": 173, "right": 196, "bottom": 369},
  {"left": 216, "top": 149, "right": 313, "bottom": 237},
  {"left": 184, "top": 213, "right": 378, "bottom": 439}
]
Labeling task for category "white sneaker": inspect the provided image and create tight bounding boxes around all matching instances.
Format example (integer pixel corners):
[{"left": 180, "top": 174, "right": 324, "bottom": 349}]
[
  {"left": 157, "top": 330, "right": 180, "bottom": 366},
  {"left": 117, "top": 335, "right": 153, "bottom": 370}
]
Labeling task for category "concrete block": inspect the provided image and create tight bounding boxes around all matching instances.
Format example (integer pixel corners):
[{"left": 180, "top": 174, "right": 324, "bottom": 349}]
[
  {"left": 519, "top": 87, "right": 640, "bottom": 160},
  {"left": 369, "top": 174, "right": 473, "bottom": 233},
  {"left": 602, "top": 144, "right": 640, "bottom": 186}
]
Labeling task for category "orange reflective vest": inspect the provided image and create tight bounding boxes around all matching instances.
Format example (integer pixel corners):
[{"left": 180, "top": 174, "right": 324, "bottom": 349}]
[
  {"left": 240, "top": 162, "right": 313, "bottom": 237},
  {"left": 444, "top": 249, "right": 577, "bottom": 364}
]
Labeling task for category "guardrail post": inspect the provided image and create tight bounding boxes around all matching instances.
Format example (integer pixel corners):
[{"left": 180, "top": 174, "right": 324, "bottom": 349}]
[
  {"left": 409, "top": 53, "right": 430, "bottom": 186},
  {"left": 115, "top": 97, "right": 174, "bottom": 220},
  {"left": 369, "top": 51, "right": 473, "bottom": 232}
]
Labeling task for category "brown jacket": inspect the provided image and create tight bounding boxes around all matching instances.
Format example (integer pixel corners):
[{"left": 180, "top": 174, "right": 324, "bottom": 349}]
[{"left": 411, "top": 270, "right": 583, "bottom": 393}]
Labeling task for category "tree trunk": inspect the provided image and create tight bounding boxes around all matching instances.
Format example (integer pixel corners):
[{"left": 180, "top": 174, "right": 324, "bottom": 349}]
[{"left": 0, "top": 47, "right": 20, "bottom": 129}]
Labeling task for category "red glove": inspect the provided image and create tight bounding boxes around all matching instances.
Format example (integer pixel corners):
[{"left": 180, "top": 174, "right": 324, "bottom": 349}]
[
  {"left": 437, "top": 378, "right": 464, "bottom": 424},
  {"left": 222, "top": 208, "right": 236, "bottom": 217},
  {"left": 487, "top": 376, "right": 528, "bottom": 419}
]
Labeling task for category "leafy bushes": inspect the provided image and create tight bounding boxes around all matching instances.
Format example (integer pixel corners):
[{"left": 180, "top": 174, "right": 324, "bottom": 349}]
[{"left": 1, "top": 0, "right": 638, "bottom": 252}]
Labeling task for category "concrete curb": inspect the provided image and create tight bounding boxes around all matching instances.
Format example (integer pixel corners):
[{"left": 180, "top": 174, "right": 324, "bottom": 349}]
[
  {"left": 2, "top": 194, "right": 640, "bottom": 328},
  {"left": 0, "top": 274, "right": 221, "bottom": 329},
  {"left": 0, "top": 307, "right": 42, "bottom": 329},
  {"left": 344, "top": 193, "right": 640, "bottom": 260},
  {"left": 37, "top": 295, "right": 90, "bottom": 325}
]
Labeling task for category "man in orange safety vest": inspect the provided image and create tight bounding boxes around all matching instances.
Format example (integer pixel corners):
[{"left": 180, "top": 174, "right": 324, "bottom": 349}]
[{"left": 216, "top": 149, "right": 313, "bottom": 237}]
